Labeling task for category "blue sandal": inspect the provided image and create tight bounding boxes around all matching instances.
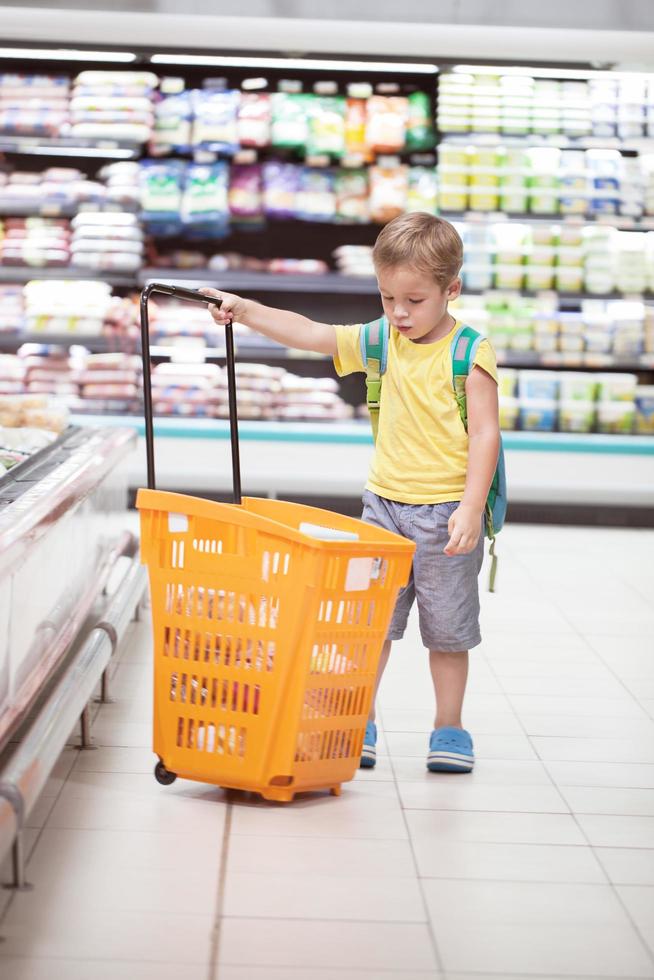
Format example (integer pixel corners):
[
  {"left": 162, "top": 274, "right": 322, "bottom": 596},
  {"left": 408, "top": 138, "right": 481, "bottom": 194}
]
[
  {"left": 360, "top": 721, "right": 377, "bottom": 768},
  {"left": 427, "top": 726, "right": 474, "bottom": 773}
]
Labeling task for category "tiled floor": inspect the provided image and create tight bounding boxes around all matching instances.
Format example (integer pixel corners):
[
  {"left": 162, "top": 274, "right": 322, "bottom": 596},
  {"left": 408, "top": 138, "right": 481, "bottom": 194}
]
[{"left": 1, "top": 523, "right": 654, "bottom": 979}]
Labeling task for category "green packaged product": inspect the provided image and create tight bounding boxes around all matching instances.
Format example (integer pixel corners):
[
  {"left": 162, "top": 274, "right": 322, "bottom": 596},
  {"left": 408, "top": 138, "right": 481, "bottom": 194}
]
[{"left": 406, "top": 91, "right": 435, "bottom": 150}]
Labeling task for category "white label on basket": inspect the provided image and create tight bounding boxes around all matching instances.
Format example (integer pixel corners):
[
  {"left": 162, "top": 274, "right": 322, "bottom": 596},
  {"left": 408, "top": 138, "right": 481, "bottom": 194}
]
[
  {"left": 168, "top": 512, "right": 189, "bottom": 533},
  {"left": 344, "top": 557, "right": 373, "bottom": 592}
]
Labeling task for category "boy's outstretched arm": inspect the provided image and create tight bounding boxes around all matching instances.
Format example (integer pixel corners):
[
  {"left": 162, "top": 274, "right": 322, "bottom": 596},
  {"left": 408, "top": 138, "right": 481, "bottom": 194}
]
[
  {"left": 445, "top": 365, "right": 500, "bottom": 556},
  {"left": 200, "top": 288, "right": 338, "bottom": 356}
]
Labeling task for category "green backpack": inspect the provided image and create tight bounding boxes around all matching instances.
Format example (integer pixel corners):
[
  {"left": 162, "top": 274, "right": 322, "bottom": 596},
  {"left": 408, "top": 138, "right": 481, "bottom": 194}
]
[{"left": 360, "top": 316, "right": 507, "bottom": 592}]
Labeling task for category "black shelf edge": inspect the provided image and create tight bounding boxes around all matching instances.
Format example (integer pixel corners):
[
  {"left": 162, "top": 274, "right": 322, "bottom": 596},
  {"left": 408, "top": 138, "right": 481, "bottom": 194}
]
[
  {"left": 0, "top": 136, "right": 142, "bottom": 159},
  {"left": 139, "top": 269, "right": 380, "bottom": 294},
  {"left": 440, "top": 211, "right": 654, "bottom": 231},
  {"left": 0, "top": 331, "right": 650, "bottom": 371},
  {"left": 438, "top": 133, "right": 654, "bottom": 153},
  {"left": 0, "top": 268, "right": 137, "bottom": 286}
]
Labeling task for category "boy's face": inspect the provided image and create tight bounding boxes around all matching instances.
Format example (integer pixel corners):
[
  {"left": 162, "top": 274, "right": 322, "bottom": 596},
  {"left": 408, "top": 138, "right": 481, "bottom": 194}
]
[{"left": 376, "top": 264, "right": 461, "bottom": 344}]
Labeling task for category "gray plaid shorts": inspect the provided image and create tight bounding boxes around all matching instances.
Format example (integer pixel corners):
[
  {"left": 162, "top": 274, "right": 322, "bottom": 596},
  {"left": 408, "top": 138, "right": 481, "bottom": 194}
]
[{"left": 361, "top": 489, "right": 484, "bottom": 652}]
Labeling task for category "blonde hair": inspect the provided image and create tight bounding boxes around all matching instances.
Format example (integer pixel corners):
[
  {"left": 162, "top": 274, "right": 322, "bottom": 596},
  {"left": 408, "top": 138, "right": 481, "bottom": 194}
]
[{"left": 372, "top": 212, "right": 463, "bottom": 288}]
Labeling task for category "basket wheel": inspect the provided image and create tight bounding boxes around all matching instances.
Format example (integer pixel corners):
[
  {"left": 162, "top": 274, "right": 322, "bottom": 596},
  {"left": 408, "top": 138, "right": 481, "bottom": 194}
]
[{"left": 154, "top": 761, "right": 177, "bottom": 786}]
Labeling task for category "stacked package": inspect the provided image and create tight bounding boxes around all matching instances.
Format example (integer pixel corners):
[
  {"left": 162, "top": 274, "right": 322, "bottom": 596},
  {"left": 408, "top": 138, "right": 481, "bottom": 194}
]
[
  {"left": 0, "top": 285, "right": 25, "bottom": 334},
  {"left": 72, "top": 352, "right": 141, "bottom": 416},
  {"left": 18, "top": 343, "right": 79, "bottom": 398},
  {"left": 71, "top": 211, "right": 144, "bottom": 272},
  {"left": 0, "top": 390, "right": 69, "bottom": 432},
  {"left": 437, "top": 144, "right": 652, "bottom": 218},
  {"left": 0, "top": 74, "right": 70, "bottom": 138},
  {"left": 70, "top": 71, "right": 158, "bottom": 144},
  {"left": 0, "top": 166, "right": 105, "bottom": 211},
  {"left": 457, "top": 221, "right": 654, "bottom": 295},
  {"left": 24, "top": 279, "right": 113, "bottom": 336},
  {"left": 497, "top": 367, "right": 647, "bottom": 434},
  {"left": 332, "top": 244, "right": 375, "bottom": 276},
  {"left": 0, "top": 353, "right": 24, "bottom": 394},
  {"left": 151, "top": 361, "right": 224, "bottom": 417},
  {"left": 452, "top": 292, "right": 654, "bottom": 358},
  {"left": 0, "top": 217, "right": 71, "bottom": 268},
  {"left": 97, "top": 161, "right": 141, "bottom": 209},
  {"left": 274, "top": 372, "right": 354, "bottom": 421},
  {"left": 438, "top": 71, "right": 654, "bottom": 139}
]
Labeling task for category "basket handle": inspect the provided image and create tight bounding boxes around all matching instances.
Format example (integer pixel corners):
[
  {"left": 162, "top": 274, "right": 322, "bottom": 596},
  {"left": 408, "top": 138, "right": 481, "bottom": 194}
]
[{"left": 139, "top": 283, "right": 241, "bottom": 504}]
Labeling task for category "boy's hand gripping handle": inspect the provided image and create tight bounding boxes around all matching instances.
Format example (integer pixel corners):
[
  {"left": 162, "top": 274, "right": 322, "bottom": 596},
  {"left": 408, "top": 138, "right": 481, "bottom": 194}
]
[{"left": 139, "top": 283, "right": 241, "bottom": 503}]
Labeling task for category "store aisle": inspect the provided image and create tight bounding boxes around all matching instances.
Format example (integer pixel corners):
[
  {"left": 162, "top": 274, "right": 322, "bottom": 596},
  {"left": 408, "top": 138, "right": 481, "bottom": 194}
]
[{"left": 1, "top": 523, "right": 653, "bottom": 980}]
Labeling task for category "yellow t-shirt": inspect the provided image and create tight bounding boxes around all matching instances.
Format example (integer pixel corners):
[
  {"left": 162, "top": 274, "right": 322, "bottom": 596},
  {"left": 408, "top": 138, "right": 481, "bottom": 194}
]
[{"left": 334, "top": 320, "right": 498, "bottom": 505}]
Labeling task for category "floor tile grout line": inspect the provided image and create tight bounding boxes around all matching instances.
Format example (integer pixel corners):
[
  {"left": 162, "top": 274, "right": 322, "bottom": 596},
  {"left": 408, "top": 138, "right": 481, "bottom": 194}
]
[
  {"left": 208, "top": 800, "right": 233, "bottom": 980},
  {"left": 380, "top": 706, "right": 445, "bottom": 977},
  {"left": 520, "top": 545, "right": 654, "bottom": 969},
  {"left": 480, "top": 561, "right": 619, "bottom": 901},
  {"left": 0, "top": 744, "right": 81, "bottom": 930}
]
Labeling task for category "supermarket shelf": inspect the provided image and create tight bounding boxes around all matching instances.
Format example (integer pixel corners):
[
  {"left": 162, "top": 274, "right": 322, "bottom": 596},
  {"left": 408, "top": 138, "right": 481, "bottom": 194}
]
[
  {"left": 139, "top": 269, "right": 380, "bottom": 295},
  {"left": 70, "top": 414, "right": 654, "bottom": 454},
  {"left": 0, "top": 333, "right": 326, "bottom": 360},
  {"left": 0, "top": 332, "right": 651, "bottom": 370},
  {"left": 0, "top": 200, "right": 141, "bottom": 218},
  {"left": 70, "top": 416, "right": 654, "bottom": 505},
  {"left": 441, "top": 210, "right": 654, "bottom": 231},
  {"left": 0, "top": 136, "right": 142, "bottom": 159},
  {"left": 0, "top": 200, "right": 78, "bottom": 218},
  {"left": 0, "top": 268, "right": 137, "bottom": 287},
  {"left": 463, "top": 287, "right": 654, "bottom": 301},
  {"left": 439, "top": 133, "right": 654, "bottom": 153}
]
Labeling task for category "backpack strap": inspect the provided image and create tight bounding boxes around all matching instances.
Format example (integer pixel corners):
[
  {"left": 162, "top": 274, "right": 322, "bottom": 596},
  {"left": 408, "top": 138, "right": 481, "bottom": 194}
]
[
  {"left": 450, "top": 324, "right": 499, "bottom": 591},
  {"left": 360, "top": 316, "right": 389, "bottom": 444},
  {"left": 450, "top": 323, "right": 485, "bottom": 431}
]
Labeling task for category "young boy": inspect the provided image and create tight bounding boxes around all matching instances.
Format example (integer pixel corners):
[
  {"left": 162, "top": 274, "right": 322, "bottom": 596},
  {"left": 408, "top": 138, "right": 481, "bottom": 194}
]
[{"left": 202, "top": 212, "right": 500, "bottom": 774}]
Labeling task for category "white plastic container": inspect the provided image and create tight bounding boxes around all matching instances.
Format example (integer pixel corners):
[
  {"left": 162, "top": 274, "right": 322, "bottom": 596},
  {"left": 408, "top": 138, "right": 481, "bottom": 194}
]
[
  {"left": 558, "top": 372, "right": 598, "bottom": 401},
  {"left": 499, "top": 395, "right": 519, "bottom": 430},
  {"left": 597, "top": 400, "right": 635, "bottom": 434},
  {"left": 519, "top": 397, "right": 558, "bottom": 431},
  {"left": 518, "top": 369, "right": 559, "bottom": 400},
  {"left": 559, "top": 400, "right": 596, "bottom": 433},
  {"left": 497, "top": 367, "right": 518, "bottom": 397},
  {"left": 634, "top": 385, "right": 654, "bottom": 434},
  {"left": 596, "top": 372, "right": 638, "bottom": 402}
]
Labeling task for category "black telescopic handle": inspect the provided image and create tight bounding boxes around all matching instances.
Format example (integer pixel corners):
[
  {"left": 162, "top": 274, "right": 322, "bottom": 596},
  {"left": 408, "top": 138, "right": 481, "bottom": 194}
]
[{"left": 139, "top": 283, "right": 242, "bottom": 504}]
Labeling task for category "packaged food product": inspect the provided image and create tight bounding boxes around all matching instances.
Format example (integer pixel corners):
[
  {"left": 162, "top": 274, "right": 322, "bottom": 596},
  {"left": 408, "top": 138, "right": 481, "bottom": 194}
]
[
  {"left": 296, "top": 167, "right": 336, "bottom": 222},
  {"left": 307, "top": 95, "right": 346, "bottom": 156},
  {"left": 335, "top": 169, "right": 369, "bottom": 223},
  {"left": 596, "top": 372, "right": 638, "bottom": 402},
  {"left": 369, "top": 163, "right": 408, "bottom": 223},
  {"left": 191, "top": 89, "right": 239, "bottom": 153},
  {"left": 237, "top": 92, "right": 272, "bottom": 147},
  {"left": 344, "top": 97, "right": 368, "bottom": 156},
  {"left": 597, "top": 400, "right": 635, "bottom": 434},
  {"left": 518, "top": 370, "right": 559, "bottom": 400},
  {"left": 181, "top": 161, "right": 230, "bottom": 228},
  {"left": 499, "top": 395, "right": 519, "bottom": 430},
  {"left": 271, "top": 92, "right": 309, "bottom": 149},
  {"left": 262, "top": 161, "right": 300, "bottom": 220},
  {"left": 365, "top": 96, "right": 409, "bottom": 153},
  {"left": 519, "top": 397, "right": 557, "bottom": 431},
  {"left": 406, "top": 91, "right": 435, "bottom": 151},
  {"left": 634, "top": 385, "right": 654, "bottom": 434},
  {"left": 558, "top": 372, "right": 598, "bottom": 401},
  {"left": 558, "top": 399, "right": 596, "bottom": 432},
  {"left": 228, "top": 164, "right": 264, "bottom": 223}
]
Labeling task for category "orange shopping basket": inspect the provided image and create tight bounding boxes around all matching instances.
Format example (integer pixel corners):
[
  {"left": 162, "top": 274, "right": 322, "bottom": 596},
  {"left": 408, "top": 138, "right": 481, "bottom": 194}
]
[{"left": 136, "top": 284, "right": 415, "bottom": 802}]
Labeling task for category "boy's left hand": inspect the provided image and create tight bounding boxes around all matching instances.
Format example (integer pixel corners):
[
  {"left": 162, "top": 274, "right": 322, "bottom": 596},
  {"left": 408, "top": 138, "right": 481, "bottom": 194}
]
[{"left": 444, "top": 503, "right": 482, "bottom": 556}]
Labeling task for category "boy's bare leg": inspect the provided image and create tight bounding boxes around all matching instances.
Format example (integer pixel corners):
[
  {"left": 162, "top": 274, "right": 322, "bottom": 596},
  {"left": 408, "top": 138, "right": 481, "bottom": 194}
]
[
  {"left": 429, "top": 649, "right": 469, "bottom": 729},
  {"left": 368, "top": 638, "right": 392, "bottom": 723}
]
